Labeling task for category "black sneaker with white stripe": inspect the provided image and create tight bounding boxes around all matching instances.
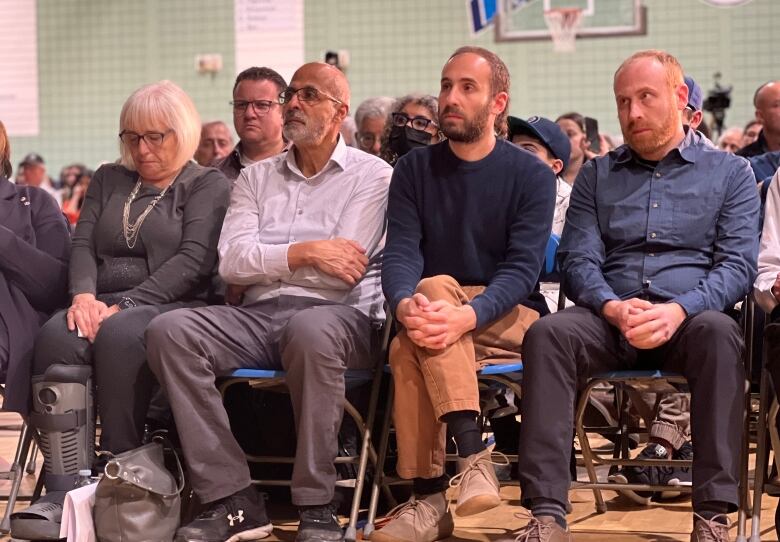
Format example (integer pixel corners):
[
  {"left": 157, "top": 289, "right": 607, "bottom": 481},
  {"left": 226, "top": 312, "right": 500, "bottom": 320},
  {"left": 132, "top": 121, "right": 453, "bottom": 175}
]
[
  {"left": 607, "top": 442, "right": 692, "bottom": 505},
  {"left": 295, "top": 503, "right": 344, "bottom": 542},
  {"left": 175, "top": 486, "right": 273, "bottom": 542}
]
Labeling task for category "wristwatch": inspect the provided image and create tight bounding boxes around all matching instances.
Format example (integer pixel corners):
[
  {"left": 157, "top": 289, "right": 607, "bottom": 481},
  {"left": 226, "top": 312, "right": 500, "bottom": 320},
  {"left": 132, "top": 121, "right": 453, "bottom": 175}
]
[{"left": 117, "top": 297, "right": 137, "bottom": 311}]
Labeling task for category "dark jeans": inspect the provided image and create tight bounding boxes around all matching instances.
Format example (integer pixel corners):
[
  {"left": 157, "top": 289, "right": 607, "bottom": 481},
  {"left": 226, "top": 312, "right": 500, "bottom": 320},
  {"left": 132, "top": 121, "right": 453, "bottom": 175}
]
[
  {"left": 33, "top": 302, "right": 196, "bottom": 454},
  {"left": 144, "top": 295, "right": 374, "bottom": 506},
  {"left": 518, "top": 306, "right": 745, "bottom": 511}
]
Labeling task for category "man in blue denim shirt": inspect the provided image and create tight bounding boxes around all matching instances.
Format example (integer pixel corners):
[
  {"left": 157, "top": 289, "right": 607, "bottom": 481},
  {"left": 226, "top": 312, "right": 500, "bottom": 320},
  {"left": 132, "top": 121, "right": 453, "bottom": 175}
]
[{"left": 511, "top": 50, "right": 759, "bottom": 542}]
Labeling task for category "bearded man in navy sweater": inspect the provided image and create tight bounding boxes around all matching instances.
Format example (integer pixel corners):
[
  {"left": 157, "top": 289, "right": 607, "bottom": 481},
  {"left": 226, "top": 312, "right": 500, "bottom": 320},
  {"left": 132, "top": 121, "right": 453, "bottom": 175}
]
[{"left": 373, "top": 46, "right": 556, "bottom": 542}]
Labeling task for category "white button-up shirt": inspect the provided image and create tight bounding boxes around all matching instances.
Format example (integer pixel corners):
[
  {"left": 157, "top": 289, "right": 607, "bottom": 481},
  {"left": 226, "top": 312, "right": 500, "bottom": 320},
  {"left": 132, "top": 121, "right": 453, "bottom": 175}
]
[{"left": 218, "top": 136, "right": 392, "bottom": 322}]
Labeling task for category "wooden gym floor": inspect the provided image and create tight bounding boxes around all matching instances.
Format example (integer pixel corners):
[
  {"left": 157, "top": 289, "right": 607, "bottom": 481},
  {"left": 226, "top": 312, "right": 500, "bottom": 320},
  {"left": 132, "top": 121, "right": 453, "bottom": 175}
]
[{"left": 0, "top": 411, "right": 777, "bottom": 542}]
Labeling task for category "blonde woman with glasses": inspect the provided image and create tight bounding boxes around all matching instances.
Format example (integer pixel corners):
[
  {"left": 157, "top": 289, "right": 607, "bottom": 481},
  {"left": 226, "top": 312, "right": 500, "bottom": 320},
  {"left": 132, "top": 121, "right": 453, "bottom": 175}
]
[{"left": 11, "top": 81, "right": 231, "bottom": 541}]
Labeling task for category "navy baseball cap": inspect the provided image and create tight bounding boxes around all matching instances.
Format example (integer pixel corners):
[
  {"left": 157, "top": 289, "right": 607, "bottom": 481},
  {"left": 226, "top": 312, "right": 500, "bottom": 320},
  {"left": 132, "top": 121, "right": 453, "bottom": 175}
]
[
  {"left": 507, "top": 116, "right": 571, "bottom": 171},
  {"left": 20, "top": 152, "right": 45, "bottom": 166},
  {"left": 684, "top": 75, "right": 703, "bottom": 111}
]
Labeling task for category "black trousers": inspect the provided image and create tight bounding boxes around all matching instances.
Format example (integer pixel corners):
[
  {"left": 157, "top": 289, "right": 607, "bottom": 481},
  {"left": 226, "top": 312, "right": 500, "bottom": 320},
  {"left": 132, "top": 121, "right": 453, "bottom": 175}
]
[
  {"left": 518, "top": 306, "right": 745, "bottom": 511},
  {"left": 33, "top": 301, "right": 199, "bottom": 454}
]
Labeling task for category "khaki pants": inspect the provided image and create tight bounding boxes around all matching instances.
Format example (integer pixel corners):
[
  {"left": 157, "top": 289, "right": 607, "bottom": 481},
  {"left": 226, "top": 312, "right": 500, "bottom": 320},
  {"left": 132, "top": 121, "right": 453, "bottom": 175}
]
[{"left": 389, "top": 275, "right": 539, "bottom": 479}]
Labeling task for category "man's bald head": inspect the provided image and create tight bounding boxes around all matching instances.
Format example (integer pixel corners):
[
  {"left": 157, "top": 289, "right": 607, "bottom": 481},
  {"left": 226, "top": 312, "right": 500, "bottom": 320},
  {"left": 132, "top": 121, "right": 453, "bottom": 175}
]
[
  {"left": 754, "top": 81, "right": 780, "bottom": 108},
  {"left": 291, "top": 62, "right": 350, "bottom": 110},
  {"left": 754, "top": 80, "right": 780, "bottom": 137}
]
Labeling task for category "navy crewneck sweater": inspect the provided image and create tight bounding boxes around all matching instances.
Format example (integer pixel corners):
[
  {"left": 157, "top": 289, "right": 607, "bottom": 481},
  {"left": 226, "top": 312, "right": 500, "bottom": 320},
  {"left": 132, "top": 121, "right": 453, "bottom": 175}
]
[{"left": 382, "top": 138, "right": 556, "bottom": 328}]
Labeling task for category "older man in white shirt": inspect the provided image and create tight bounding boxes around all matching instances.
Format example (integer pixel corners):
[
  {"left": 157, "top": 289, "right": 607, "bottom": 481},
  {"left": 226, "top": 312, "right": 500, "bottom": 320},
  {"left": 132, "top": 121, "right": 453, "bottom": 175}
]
[{"left": 145, "top": 62, "right": 391, "bottom": 542}]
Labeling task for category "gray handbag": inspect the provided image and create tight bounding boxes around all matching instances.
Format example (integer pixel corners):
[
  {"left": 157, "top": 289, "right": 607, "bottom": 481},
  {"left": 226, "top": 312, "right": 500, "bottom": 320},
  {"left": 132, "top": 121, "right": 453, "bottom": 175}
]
[{"left": 93, "top": 439, "right": 184, "bottom": 542}]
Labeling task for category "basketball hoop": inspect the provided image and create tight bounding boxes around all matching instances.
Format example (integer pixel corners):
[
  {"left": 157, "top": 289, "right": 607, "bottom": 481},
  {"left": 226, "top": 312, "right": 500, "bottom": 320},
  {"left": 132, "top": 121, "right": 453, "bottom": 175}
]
[{"left": 543, "top": 7, "right": 583, "bottom": 53}]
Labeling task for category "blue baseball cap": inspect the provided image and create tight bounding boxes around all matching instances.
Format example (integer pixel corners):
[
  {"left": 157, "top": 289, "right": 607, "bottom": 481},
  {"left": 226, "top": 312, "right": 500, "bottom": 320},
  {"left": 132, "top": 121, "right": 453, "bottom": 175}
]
[
  {"left": 507, "top": 115, "right": 571, "bottom": 171},
  {"left": 684, "top": 75, "right": 703, "bottom": 111}
]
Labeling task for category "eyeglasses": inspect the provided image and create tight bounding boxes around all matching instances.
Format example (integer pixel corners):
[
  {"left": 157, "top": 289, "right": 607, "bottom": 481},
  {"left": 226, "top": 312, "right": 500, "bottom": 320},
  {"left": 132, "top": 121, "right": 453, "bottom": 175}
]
[
  {"left": 357, "top": 133, "right": 379, "bottom": 149},
  {"left": 278, "top": 86, "right": 343, "bottom": 105},
  {"left": 392, "top": 112, "right": 437, "bottom": 131},
  {"left": 230, "top": 100, "right": 276, "bottom": 115},
  {"left": 119, "top": 130, "right": 173, "bottom": 147}
]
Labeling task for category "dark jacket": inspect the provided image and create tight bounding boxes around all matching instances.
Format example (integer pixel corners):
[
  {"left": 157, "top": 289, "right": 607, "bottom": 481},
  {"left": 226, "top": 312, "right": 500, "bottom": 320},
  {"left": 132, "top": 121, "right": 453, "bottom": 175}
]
[
  {"left": 212, "top": 143, "right": 245, "bottom": 182},
  {"left": 738, "top": 130, "right": 772, "bottom": 158},
  {"left": 0, "top": 177, "right": 70, "bottom": 413}
]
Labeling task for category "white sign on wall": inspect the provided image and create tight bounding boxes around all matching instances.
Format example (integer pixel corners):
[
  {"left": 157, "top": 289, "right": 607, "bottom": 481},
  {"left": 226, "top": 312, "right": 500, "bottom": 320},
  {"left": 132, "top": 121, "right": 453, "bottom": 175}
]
[
  {"left": 0, "top": 0, "right": 39, "bottom": 136},
  {"left": 235, "top": 0, "right": 304, "bottom": 84}
]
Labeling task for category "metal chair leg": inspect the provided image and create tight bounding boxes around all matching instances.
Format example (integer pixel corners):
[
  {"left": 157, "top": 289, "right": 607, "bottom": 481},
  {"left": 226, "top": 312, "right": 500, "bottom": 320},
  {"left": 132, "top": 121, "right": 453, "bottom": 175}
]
[
  {"left": 737, "top": 386, "right": 752, "bottom": 542},
  {"left": 364, "top": 379, "right": 395, "bottom": 538},
  {"left": 345, "top": 366, "right": 386, "bottom": 542},
  {"left": 575, "top": 380, "right": 607, "bottom": 514},
  {"left": 738, "top": 303, "right": 756, "bottom": 542},
  {"left": 750, "top": 367, "right": 772, "bottom": 542},
  {"left": 0, "top": 422, "right": 34, "bottom": 533},
  {"left": 25, "top": 442, "right": 37, "bottom": 475}
]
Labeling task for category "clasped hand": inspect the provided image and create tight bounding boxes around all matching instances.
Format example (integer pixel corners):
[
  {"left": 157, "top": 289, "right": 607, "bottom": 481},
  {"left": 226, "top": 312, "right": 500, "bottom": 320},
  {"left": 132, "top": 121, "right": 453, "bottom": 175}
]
[
  {"left": 602, "top": 298, "right": 686, "bottom": 350},
  {"left": 396, "top": 293, "right": 476, "bottom": 350},
  {"left": 66, "top": 293, "right": 120, "bottom": 343}
]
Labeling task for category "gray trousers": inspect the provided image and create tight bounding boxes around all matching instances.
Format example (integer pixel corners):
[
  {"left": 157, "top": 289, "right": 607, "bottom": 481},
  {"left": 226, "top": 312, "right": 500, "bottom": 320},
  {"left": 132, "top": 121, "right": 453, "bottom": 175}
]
[
  {"left": 518, "top": 306, "right": 745, "bottom": 511},
  {"left": 145, "top": 295, "right": 373, "bottom": 506}
]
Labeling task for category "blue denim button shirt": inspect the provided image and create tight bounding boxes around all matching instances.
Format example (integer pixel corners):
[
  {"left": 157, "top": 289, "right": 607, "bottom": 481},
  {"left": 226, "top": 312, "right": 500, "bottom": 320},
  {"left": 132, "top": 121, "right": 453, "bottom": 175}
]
[{"left": 558, "top": 129, "right": 760, "bottom": 316}]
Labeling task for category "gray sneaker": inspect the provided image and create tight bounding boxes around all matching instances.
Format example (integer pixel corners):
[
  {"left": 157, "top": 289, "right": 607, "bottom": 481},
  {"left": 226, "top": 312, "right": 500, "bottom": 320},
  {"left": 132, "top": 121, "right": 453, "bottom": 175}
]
[
  {"left": 506, "top": 515, "right": 573, "bottom": 542},
  {"left": 368, "top": 492, "right": 453, "bottom": 542},
  {"left": 690, "top": 514, "right": 731, "bottom": 542}
]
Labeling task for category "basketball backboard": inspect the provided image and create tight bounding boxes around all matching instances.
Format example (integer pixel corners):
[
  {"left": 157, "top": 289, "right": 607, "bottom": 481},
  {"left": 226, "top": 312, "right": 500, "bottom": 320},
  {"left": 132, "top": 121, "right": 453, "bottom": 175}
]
[{"left": 495, "top": 0, "right": 646, "bottom": 41}]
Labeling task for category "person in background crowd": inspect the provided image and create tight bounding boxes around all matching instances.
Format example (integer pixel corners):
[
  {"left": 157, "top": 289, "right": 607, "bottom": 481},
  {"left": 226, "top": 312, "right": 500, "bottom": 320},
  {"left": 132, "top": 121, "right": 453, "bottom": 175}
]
[
  {"left": 508, "top": 115, "right": 571, "bottom": 236},
  {"left": 556, "top": 112, "right": 596, "bottom": 185},
  {"left": 59, "top": 163, "right": 85, "bottom": 193},
  {"left": 193, "top": 120, "right": 234, "bottom": 166},
  {"left": 379, "top": 94, "right": 442, "bottom": 166},
  {"left": 340, "top": 115, "right": 357, "bottom": 147},
  {"left": 681, "top": 76, "right": 713, "bottom": 141},
  {"left": 18, "top": 153, "right": 61, "bottom": 205},
  {"left": 214, "top": 67, "right": 287, "bottom": 181},
  {"left": 738, "top": 81, "right": 780, "bottom": 158},
  {"left": 354, "top": 96, "right": 395, "bottom": 156},
  {"left": 10, "top": 80, "right": 231, "bottom": 541},
  {"left": 61, "top": 167, "right": 93, "bottom": 225},
  {"left": 741, "top": 119, "right": 762, "bottom": 149},
  {"left": 0, "top": 117, "right": 70, "bottom": 414},
  {"left": 718, "top": 127, "right": 744, "bottom": 153}
]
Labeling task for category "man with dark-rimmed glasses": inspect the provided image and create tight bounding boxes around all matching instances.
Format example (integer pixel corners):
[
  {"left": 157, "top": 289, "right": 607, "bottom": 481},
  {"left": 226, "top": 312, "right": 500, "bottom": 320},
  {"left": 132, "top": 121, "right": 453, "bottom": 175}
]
[
  {"left": 213, "top": 66, "right": 287, "bottom": 181},
  {"left": 146, "top": 62, "right": 392, "bottom": 542}
]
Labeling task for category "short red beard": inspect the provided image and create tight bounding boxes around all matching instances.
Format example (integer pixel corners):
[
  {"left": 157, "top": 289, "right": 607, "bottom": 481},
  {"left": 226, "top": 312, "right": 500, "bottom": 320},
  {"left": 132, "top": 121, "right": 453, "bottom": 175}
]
[{"left": 624, "top": 100, "right": 681, "bottom": 158}]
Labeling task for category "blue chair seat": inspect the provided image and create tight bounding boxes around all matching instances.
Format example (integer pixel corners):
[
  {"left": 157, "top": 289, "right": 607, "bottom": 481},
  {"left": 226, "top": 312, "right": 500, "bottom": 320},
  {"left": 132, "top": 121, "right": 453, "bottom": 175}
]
[
  {"left": 479, "top": 362, "right": 523, "bottom": 375},
  {"left": 228, "top": 367, "right": 375, "bottom": 386}
]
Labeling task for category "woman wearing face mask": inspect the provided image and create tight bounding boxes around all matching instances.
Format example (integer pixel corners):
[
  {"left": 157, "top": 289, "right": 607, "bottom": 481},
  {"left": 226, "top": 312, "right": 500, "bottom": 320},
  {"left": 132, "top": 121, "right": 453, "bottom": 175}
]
[{"left": 379, "top": 94, "right": 443, "bottom": 166}]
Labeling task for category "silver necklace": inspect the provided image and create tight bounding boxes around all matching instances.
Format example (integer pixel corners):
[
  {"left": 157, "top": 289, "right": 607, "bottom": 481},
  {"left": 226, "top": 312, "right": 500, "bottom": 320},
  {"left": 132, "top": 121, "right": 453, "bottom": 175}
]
[{"left": 122, "top": 178, "right": 174, "bottom": 249}]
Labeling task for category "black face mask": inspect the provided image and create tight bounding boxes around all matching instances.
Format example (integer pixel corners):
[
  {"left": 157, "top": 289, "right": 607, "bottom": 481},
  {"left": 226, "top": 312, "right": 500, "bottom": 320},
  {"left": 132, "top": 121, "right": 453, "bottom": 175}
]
[{"left": 389, "top": 125, "right": 433, "bottom": 157}]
